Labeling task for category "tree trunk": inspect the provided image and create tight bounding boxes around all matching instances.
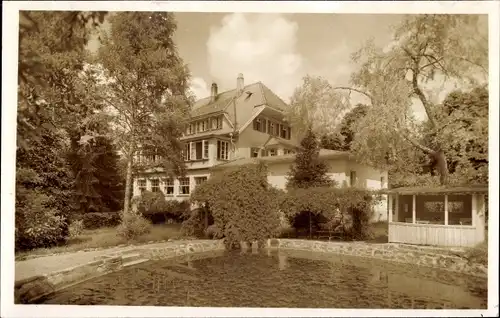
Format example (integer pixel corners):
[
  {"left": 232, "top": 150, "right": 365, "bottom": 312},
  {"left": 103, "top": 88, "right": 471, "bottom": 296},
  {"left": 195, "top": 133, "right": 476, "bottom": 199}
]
[
  {"left": 123, "top": 156, "right": 133, "bottom": 215},
  {"left": 309, "top": 211, "right": 312, "bottom": 239},
  {"left": 433, "top": 150, "right": 449, "bottom": 186}
]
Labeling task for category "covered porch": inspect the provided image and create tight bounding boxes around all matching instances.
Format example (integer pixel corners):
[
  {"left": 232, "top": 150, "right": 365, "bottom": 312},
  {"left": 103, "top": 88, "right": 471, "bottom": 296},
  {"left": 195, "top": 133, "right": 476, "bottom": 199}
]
[{"left": 385, "top": 186, "right": 488, "bottom": 247}]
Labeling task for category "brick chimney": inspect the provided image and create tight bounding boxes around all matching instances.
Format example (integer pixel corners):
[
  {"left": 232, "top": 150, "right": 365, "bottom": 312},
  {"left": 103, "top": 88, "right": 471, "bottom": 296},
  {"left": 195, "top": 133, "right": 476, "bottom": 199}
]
[
  {"left": 237, "top": 73, "right": 244, "bottom": 94},
  {"left": 210, "top": 82, "right": 218, "bottom": 102}
]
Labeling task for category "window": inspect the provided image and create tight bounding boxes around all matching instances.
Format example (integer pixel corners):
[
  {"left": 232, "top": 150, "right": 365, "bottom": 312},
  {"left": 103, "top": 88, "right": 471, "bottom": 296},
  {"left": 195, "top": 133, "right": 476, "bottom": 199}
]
[
  {"left": 261, "top": 118, "right": 267, "bottom": 133},
  {"left": 269, "top": 148, "right": 277, "bottom": 156},
  {"left": 190, "top": 142, "right": 196, "bottom": 159},
  {"left": 284, "top": 149, "right": 294, "bottom": 155},
  {"left": 350, "top": 171, "right": 357, "bottom": 187},
  {"left": 183, "top": 143, "right": 190, "bottom": 161},
  {"left": 187, "top": 140, "right": 209, "bottom": 161},
  {"left": 195, "top": 176, "right": 208, "bottom": 186},
  {"left": 138, "top": 179, "right": 146, "bottom": 193},
  {"left": 261, "top": 149, "right": 268, "bottom": 157},
  {"left": 217, "top": 140, "right": 229, "bottom": 160},
  {"left": 274, "top": 123, "right": 280, "bottom": 136},
  {"left": 287, "top": 127, "right": 292, "bottom": 140},
  {"left": 280, "top": 126, "right": 288, "bottom": 139},
  {"left": 251, "top": 148, "right": 260, "bottom": 158},
  {"left": 253, "top": 118, "right": 261, "bottom": 131},
  {"left": 179, "top": 178, "right": 190, "bottom": 195},
  {"left": 202, "top": 119, "right": 208, "bottom": 132},
  {"left": 151, "top": 178, "right": 160, "bottom": 193},
  {"left": 163, "top": 178, "right": 174, "bottom": 195},
  {"left": 268, "top": 122, "right": 274, "bottom": 135},
  {"left": 211, "top": 117, "right": 217, "bottom": 130},
  {"left": 204, "top": 140, "right": 209, "bottom": 159},
  {"left": 216, "top": 116, "right": 223, "bottom": 129}
]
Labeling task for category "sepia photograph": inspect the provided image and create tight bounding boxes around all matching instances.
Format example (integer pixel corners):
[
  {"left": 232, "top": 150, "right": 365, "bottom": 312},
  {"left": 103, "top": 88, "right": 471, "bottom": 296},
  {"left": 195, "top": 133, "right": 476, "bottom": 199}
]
[{"left": 1, "top": 1, "right": 498, "bottom": 317}]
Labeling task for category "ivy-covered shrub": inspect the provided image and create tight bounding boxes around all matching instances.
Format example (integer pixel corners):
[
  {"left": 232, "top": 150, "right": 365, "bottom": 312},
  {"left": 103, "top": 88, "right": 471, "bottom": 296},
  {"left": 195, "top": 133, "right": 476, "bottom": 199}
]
[
  {"left": 132, "top": 190, "right": 189, "bottom": 224},
  {"left": 116, "top": 211, "right": 152, "bottom": 240},
  {"left": 280, "top": 187, "right": 381, "bottom": 240},
  {"left": 15, "top": 190, "right": 68, "bottom": 251},
  {"left": 181, "top": 205, "right": 214, "bottom": 238},
  {"left": 186, "top": 163, "right": 283, "bottom": 248},
  {"left": 80, "top": 212, "right": 121, "bottom": 229}
]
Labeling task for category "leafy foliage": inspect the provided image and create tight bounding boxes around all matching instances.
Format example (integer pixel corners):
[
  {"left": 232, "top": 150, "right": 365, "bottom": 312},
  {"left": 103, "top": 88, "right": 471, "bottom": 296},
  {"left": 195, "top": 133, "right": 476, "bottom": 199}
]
[
  {"left": 15, "top": 190, "right": 68, "bottom": 251},
  {"left": 15, "top": 129, "right": 74, "bottom": 251},
  {"left": 188, "top": 164, "right": 283, "bottom": 248},
  {"left": 287, "top": 129, "right": 335, "bottom": 189},
  {"left": 133, "top": 190, "right": 189, "bottom": 224},
  {"left": 18, "top": 11, "right": 106, "bottom": 150},
  {"left": 286, "top": 75, "right": 349, "bottom": 139},
  {"left": 280, "top": 187, "right": 381, "bottom": 240},
  {"left": 116, "top": 212, "right": 152, "bottom": 240},
  {"left": 79, "top": 212, "right": 122, "bottom": 230},
  {"left": 320, "top": 103, "right": 368, "bottom": 151},
  {"left": 68, "top": 220, "right": 85, "bottom": 238}
]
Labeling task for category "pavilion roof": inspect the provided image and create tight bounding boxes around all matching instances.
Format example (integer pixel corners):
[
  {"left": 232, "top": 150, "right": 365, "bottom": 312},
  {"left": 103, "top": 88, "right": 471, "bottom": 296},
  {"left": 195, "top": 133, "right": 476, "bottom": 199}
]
[{"left": 380, "top": 185, "right": 489, "bottom": 195}]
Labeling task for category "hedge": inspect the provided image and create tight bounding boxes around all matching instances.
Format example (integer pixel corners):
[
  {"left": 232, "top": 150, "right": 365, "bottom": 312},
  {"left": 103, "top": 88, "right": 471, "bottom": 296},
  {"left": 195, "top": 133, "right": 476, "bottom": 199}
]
[
  {"left": 79, "top": 212, "right": 121, "bottom": 230},
  {"left": 280, "top": 187, "right": 381, "bottom": 240}
]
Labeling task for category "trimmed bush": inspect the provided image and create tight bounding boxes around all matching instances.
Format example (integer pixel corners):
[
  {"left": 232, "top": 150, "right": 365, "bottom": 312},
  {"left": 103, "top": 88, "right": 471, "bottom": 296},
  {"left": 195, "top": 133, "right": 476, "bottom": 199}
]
[
  {"left": 116, "top": 212, "right": 152, "bottom": 240},
  {"left": 186, "top": 163, "right": 283, "bottom": 248},
  {"left": 133, "top": 190, "right": 190, "bottom": 224},
  {"left": 280, "top": 187, "right": 381, "bottom": 240},
  {"left": 80, "top": 212, "right": 121, "bottom": 229}
]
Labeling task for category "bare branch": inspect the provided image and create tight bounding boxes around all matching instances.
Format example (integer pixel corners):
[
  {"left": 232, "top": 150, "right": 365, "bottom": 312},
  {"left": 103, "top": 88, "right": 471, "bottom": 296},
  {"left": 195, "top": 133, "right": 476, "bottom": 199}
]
[
  {"left": 394, "top": 126, "right": 435, "bottom": 155},
  {"left": 332, "top": 87, "right": 375, "bottom": 106}
]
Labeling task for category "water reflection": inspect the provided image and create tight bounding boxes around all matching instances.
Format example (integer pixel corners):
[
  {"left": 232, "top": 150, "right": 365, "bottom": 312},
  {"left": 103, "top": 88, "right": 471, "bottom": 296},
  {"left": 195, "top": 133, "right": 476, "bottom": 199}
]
[{"left": 44, "top": 249, "right": 487, "bottom": 309}]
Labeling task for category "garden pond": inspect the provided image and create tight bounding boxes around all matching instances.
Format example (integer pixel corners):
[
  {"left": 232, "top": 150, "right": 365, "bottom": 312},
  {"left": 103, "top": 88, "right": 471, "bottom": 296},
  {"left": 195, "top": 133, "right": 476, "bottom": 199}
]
[{"left": 43, "top": 249, "right": 487, "bottom": 308}]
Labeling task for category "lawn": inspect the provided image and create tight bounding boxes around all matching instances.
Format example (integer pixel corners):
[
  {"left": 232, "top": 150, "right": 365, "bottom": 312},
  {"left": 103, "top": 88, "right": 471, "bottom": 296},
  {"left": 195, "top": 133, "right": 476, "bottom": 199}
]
[{"left": 16, "top": 223, "right": 184, "bottom": 260}]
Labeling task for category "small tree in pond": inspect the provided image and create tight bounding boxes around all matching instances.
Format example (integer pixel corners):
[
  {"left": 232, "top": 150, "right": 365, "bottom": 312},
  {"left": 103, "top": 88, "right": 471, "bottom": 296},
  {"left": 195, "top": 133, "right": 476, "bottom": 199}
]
[{"left": 287, "top": 128, "right": 334, "bottom": 189}]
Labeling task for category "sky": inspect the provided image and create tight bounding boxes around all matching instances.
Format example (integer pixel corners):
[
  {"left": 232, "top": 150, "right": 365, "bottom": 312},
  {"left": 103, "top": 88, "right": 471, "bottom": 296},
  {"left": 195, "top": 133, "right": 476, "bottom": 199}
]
[
  {"left": 87, "top": 12, "right": 487, "bottom": 122},
  {"left": 173, "top": 13, "right": 402, "bottom": 102}
]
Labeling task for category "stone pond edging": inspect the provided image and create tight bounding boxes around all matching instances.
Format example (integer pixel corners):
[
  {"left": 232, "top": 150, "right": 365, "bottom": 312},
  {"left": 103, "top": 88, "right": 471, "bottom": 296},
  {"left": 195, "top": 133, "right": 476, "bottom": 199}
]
[
  {"left": 15, "top": 238, "right": 486, "bottom": 304},
  {"left": 265, "top": 238, "right": 487, "bottom": 279},
  {"left": 15, "top": 240, "right": 225, "bottom": 304}
]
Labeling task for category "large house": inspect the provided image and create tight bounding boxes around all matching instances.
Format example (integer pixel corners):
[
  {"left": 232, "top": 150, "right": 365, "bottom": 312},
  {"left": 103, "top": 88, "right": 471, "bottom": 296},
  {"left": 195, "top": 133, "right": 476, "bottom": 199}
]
[{"left": 132, "top": 74, "right": 389, "bottom": 221}]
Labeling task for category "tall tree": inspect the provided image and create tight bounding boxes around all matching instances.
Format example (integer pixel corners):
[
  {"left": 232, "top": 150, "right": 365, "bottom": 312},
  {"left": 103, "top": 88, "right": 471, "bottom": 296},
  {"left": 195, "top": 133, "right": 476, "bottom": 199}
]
[
  {"left": 320, "top": 103, "right": 369, "bottom": 151},
  {"left": 287, "top": 129, "right": 334, "bottom": 189},
  {"left": 287, "top": 75, "right": 349, "bottom": 140},
  {"left": 87, "top": 12, "right": 193, "bottom": 214},
  {"left": 423, "top": 86, "right": 488, "bottom": 184},
  {"left": 331, "top": 14, "right": 487, "bottom": 185}
]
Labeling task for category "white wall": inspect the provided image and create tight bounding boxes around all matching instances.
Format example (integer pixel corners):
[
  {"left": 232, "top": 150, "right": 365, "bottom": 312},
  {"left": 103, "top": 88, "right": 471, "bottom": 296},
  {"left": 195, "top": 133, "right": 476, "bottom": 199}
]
[{"left": 346, "top": 162, "right": 388, "bottom": 222}]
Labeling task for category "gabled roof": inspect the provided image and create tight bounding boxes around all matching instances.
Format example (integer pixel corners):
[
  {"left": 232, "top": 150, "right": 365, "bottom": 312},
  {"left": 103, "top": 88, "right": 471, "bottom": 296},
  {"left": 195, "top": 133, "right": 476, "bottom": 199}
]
[
  {"left": 262, "top": 136, "right": 299, "bottom": 149},
  {"left": 190, "top": 81, "right": 288, "bottom": 122}
]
